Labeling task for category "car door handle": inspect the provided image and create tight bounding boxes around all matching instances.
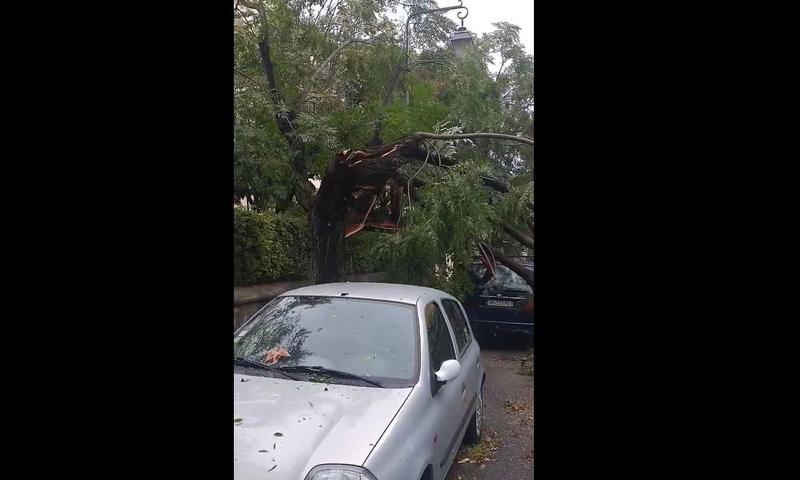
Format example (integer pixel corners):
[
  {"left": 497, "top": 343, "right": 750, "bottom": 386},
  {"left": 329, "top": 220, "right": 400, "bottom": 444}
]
[{"left": 461, "top": 384, "right": 466, "bottom": 397}]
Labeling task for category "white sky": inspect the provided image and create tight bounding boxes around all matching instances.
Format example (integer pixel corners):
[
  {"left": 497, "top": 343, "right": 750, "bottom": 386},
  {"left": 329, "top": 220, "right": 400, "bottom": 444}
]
[{"left": 453, "top": 0, "right": 533, "bottom": 55}]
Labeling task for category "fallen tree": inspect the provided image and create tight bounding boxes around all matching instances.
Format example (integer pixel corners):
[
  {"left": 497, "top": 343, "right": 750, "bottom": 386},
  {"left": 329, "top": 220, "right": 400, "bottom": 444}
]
[
  {"left": 236, "top": 1, "right": 534, "bottom": 287},
  {"left": 311, "top": 131, "right": 533, "bottom": 283}
]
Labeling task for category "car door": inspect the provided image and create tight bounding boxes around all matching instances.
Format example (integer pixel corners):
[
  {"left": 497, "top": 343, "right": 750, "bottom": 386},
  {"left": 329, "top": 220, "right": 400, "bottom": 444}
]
[
  {"left": 441, "top": 298, "right": 481, "bottom": 424},
  {"left": 423, "top": 300, "right": 467, "bottom": 479}
]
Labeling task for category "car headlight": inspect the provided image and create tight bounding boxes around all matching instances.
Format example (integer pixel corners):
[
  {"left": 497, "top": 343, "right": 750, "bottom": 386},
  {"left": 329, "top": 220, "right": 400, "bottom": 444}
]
[{"left": 304, "top": 464, "right": 377, "bottom": 480}]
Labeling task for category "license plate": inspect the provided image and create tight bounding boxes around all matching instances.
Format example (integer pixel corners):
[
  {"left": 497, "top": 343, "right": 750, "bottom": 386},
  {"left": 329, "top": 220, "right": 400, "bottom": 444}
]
[{"left": 487, "top": 299, "right": 514, "bottom": 307}]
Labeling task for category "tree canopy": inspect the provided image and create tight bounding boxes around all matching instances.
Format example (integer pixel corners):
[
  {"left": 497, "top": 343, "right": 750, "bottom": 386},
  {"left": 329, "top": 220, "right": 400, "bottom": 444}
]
[{"left": 234, "top": 0, "right": 533, "bottom": 296}]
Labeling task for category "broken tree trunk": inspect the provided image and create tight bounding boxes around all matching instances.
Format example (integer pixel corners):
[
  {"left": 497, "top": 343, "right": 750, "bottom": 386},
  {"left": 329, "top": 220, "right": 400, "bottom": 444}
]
[
  {"left": 308, "top": 132, "right": 534, "bottom": 284},
  {"left": 309, "top": 138, "right": 422, "bottom": 283}
]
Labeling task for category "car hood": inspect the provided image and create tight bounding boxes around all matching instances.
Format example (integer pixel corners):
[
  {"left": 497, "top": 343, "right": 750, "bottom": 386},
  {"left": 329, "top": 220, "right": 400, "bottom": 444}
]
[{"left": 234, "top": 373, "right": 412, "bottom": 480}]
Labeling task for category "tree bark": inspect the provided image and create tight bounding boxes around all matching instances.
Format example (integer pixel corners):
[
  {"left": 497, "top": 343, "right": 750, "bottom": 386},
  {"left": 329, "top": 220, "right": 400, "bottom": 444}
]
[
  {"left": 309, "top": 137, "right": 423, "bottom": 282},
  {"left": 526, "top": 216, "right": 534, "bottom": 235},
  {"left": 310, "top": 199, "right": 345, "bottom": 283},
  {"left": 410, "top": 131, "right": 535, "bottom": 146},
  {"left": 249, "top": 5, "right": 313, "bottom": 212},
  {"left": 500, "top": 221, "right": 535, "bottom": 250},
  {"left": 480, "top": 175, "right": 509, "bottom": 193}
]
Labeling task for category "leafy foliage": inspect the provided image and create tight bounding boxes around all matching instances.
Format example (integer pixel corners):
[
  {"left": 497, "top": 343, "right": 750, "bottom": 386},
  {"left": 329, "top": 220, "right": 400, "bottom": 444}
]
[
  {"left": 369, "top": 159, "right": 497, "bottom": 298},
  {"left": 234, "top": 0, "right": 533, "bottom": 289},
  {"left": 233, "top": 209, "right": 311, "bottom": 285}
]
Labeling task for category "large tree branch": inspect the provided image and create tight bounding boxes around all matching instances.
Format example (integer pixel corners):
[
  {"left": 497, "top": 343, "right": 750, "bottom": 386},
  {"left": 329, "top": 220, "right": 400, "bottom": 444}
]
[
  {"left": 239, "top": 1, "right": 267, "bottom": 40},
  {"left": 391, "top": 169, "right": 508, "bottom": 199},
  {"left": 241, "top": 1, "right": 287, "bottom": 129},
  {"left": 293, "top": 177, "right": 315, "bottom": 212},
  {"left": 489, "top": 245, "right": 534, "bottom": 289},
  {"left": 499, "top": 221, "right": 535, "bottom": 250},
  {"left": 332, "top": 131, "right": 526, "bottom": 211},
  {"left": 240, "top": 0, "right": 313, "bottom": 212},
  {"left": 322, "top": 0, "right": 345, "bottom": 41},
  {"left": 495, "top": 54, "right": 507, "bottom": 83},
  {"left": 408, "top": 59, "right": 452, "bottom": 69},
  {"left": 481, "top": 176, "right": 509, "bottom": 193},
  {"left": 318, "top": 131, "right": 532, "bottom": 224},
  {"left": 526, "top": 216, "right": 534, "bottom": 235},
  {"left": 312, "top": 0, "right": 332, "bottom": 25},
  {"left": 258, "top": 39, "right": 280, "bottom": 106},
  {"left": 410, "top": 132, "right": 535, "bottom": 146},
  {"left": 244, "top": 1, "right": 281, "bottom": 114}
]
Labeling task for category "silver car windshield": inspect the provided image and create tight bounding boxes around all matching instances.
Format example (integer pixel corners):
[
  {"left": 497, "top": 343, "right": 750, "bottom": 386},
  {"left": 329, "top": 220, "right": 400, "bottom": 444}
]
[{"left": 234, "top": 296, "right": 419, "bottom": 387}]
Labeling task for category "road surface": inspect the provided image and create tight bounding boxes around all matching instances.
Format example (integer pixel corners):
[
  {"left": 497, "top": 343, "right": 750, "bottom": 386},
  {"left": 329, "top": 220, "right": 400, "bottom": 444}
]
[{"left": 445, "top": 338, "right": 534, "bottom": 480}]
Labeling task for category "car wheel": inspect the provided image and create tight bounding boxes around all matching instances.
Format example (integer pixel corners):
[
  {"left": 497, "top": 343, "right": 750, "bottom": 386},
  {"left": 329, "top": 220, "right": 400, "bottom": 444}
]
[{"left": 464, "top": 387, "right": 483, "bottom": 444}]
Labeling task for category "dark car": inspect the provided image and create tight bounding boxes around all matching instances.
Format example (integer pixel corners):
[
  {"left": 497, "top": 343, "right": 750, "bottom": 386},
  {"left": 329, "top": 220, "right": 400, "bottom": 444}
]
[{"left": 463, "top": 260, "right": 533, "bottom": 339}]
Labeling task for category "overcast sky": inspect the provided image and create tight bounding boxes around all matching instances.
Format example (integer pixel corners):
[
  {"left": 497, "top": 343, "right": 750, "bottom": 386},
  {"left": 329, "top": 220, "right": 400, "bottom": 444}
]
[
  {"left": 386, "top": 0, "right": 533, "bottom": 73},
  {"left": 452, "top": 0, "right": 533, "bottom": 56}
]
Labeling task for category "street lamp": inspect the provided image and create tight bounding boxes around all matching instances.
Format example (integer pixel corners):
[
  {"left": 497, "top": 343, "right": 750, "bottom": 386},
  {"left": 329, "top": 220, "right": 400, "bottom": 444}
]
[
  {"left": 404, "top": 0, "right": 471, "bottom": 71},
  {"left": 402, "top": 1, "right": 471, "bottom": 105},
  {"left": 450, "top": 25, "right": 474, "bottom": 58}
]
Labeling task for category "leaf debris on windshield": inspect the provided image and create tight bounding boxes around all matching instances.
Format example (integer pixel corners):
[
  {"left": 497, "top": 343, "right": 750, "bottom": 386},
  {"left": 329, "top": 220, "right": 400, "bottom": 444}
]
[{"left": 263, "top": 346, "right": 291, "bottom": 365}]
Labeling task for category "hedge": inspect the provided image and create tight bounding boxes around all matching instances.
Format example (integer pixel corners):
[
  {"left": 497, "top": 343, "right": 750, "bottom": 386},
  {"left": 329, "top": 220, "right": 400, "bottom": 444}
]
[
  {"left": 234, "top": 208, "right": 385, "bottom": 286},
  {"left": 233, "top": 208, "right": 310, "bottom": 286}
]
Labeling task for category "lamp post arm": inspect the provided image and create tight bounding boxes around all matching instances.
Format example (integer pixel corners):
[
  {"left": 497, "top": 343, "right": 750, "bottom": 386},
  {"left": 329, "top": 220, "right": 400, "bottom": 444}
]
[{"left": 404, "top": 0, "right": 469, "bottom": 70}]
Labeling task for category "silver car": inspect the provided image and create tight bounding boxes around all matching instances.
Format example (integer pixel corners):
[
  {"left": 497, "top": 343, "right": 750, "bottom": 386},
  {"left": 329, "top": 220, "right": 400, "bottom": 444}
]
[{"left": 234, "top": 282, "right": 486, "bottom": 480}]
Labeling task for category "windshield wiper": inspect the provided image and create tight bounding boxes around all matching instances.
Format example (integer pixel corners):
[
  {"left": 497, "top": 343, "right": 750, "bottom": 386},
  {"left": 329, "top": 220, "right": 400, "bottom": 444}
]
[
  {"left": 233, "top": 357, "right": 301, "bottom": 381},
  {"left": 275, "top": 365, "right": 383, "bottom": 387}
]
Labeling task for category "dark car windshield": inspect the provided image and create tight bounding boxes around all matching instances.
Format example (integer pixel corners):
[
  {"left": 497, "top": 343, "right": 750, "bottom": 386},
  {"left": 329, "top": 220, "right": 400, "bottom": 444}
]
[
  {"left": 471, "top": 264, "right": 533, "bottom": 292},
  {"left": 234, "top": 296, "right": 419, "bottom": 387}
]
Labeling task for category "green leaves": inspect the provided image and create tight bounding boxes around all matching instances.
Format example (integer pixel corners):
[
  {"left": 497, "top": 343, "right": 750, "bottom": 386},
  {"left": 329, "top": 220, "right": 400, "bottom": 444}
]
[
  {"left": 234, "top": 3, "right": 533, "bottom": 289},
  {"left": 496, "top": 182, "right": 533, "bottom": 224},
  {"left": 294, "top": 112, "right": 340, "bottom": 151},
  {"left": 233, "top": 209, "right": 311, "bottom": 285},
  {"left": 366, "top": 158, "right": 498, "bottom": 298},
  {"left": 422, "top": 121, "right": 474, "bottom": 160}
]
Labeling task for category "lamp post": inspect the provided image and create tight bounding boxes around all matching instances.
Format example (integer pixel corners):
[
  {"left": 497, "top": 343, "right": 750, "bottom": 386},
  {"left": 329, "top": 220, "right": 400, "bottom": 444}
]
[
  {"left": 404, "top": 0, "right": 471, "bottom": 69},
  {"left": 403, "top": 0, "right": 472, "bottom": 104},
  {"left": 450, "top": 23, "right": 474, "bottom": 57}
]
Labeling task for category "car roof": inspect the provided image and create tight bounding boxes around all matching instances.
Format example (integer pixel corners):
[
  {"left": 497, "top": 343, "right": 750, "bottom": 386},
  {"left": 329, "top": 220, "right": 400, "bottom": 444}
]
[{"left": 278, "top": 282, "right": 450, "bottom": 305}]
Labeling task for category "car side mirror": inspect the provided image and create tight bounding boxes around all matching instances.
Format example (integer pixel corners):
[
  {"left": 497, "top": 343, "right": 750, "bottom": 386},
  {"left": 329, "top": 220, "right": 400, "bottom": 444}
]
[{"left": 435, "top": 359, "right": 461, "bottom": 382}]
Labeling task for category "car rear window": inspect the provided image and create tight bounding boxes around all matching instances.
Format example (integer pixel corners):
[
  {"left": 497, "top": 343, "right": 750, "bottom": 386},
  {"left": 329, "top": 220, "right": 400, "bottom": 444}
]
[{"left": 471, "top": 264, "right": 533, "bottom": 292}]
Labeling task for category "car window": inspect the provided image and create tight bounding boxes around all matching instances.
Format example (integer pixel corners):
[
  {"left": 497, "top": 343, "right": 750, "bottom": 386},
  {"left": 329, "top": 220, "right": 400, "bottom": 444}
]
[
  {"left": 442, "top": 299, "right": 471, "bottom": 356},
  {"left": 234, "top": 296, "right": 418, "bottom": 387},
  {"left": 470, "top": 263, "right": 533, "bottom": 292},
  {"left": 425, "top": 302, "right": 456, "bottom": 393}
]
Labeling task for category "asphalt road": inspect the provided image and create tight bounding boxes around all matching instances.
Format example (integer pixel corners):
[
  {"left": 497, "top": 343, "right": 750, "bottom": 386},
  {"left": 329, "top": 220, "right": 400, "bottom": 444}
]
[{"left": 445, "top": 338, "right": 534, "bottom": 480}]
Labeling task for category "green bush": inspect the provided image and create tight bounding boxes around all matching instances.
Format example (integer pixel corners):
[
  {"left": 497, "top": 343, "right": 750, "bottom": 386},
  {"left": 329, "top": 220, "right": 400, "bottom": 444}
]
[
  {"left": 340, "top": 232, "right": 382, "bottom": 275},
  {"left": 233, "top": 208, "right": 310, "bottom": 286}
]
